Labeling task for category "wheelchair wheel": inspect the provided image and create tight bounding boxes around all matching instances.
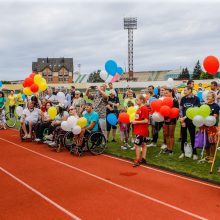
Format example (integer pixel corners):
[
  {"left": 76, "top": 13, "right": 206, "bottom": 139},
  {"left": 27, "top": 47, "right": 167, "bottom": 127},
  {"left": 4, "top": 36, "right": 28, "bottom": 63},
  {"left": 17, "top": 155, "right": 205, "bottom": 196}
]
[
  {"left": 87, "top": 132, "right": 107, "bottom": 155},
  {"left": 42, "top": 128, "right": 49, "bottom": 141},
  {"left": 5, "top": 112, "right": 17, "bottom": 128},
  {"left": 55, "top": 134, "right": 65, "bottom": 152},
  {"left": 63, "top": 131, "right": 75, "bottom": 151}
]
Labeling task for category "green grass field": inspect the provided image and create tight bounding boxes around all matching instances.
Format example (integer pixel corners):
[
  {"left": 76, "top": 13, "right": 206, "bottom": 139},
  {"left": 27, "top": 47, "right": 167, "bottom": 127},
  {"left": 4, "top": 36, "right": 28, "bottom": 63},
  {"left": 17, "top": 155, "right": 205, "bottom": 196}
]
[{"left": 5, "top": 96, "right": 220, "bottom": 184}]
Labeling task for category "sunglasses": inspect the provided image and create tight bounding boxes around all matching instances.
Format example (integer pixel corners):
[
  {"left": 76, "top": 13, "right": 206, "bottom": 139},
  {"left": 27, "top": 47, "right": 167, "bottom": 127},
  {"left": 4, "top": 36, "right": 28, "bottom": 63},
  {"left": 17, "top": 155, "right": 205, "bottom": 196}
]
[{"left": 69, "top": 108, "right": 74, "bottom": 111}]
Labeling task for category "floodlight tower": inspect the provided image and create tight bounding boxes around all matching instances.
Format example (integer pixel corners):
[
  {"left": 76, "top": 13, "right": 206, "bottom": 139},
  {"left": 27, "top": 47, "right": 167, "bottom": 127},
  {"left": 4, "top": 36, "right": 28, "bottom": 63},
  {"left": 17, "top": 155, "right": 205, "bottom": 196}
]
[{"left": 124, "top": 17, "right": 137, "bottom": 80}]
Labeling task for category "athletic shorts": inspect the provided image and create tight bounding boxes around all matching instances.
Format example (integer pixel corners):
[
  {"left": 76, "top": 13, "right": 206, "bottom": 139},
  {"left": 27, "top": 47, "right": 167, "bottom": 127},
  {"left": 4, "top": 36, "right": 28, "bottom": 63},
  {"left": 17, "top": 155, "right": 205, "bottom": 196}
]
[{"left": 134, "top": 135, "right": 147, "bottom": 146}]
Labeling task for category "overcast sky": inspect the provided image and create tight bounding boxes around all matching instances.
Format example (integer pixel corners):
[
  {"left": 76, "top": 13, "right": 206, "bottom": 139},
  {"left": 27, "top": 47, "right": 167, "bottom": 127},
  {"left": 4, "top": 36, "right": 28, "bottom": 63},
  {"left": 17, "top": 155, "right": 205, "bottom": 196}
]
[{"left": 0, "top": 0, "right": 220, "bottom": 80}]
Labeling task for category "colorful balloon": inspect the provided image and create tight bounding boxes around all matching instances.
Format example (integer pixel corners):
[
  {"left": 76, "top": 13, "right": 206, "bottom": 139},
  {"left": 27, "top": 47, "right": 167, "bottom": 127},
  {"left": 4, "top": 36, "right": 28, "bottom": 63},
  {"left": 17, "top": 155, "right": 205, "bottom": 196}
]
[
  {"left": 48, "top": 107, "right": 57, "bottom": 120},
  {"left": 117, "top": 67, "right": 124, "bottom": 75},
  {"left": 23, "top": 87, "right": 33, "bottom": 96},
  {"left": 192, "top": 115, "right": 205, "bottom": 127},
  {"left": 160, "top": 105, "right": 171, "bottom": 117},
  {"left": 186, "top": 107, "right": 199, "bottom": 120},
  {"left": 107, "top": 113, "right": 118, "bottom": 126},
  {"left": 169, "top": 108, "right": 179, "bottom": 119},
  {"left": 152, "top": 112, "right": 164, "bottom": 122},
  {"left": 204, "top": 116, "right": 216, "bottom": 127},
  {"left": 39, "top": 83, "right": 48, "bottom": 92},
  {"left": 23, "top": 77, "right": 34, "bottom": 88},
  {"left": 118, "top": 112, "right": 130, "bottom": 124},
  {"left": 127, "top": 106, "right": 137, "bottom": 115},
  {"left": 30, "top": 83, "right": 39, "bottom": 93},
  {"left": 203, "top": 55, "right": 219, "bottom": 75},
  {"left": 198, "top": 105, "right": 211, "bottom": 118},
  {"left": 149, "top": 97, "right": 157, "bottom": 104},
  {"left": 34, "top": 74, "right": 42, "bottom": 85},
  {"left": 29, "top": 73, "right": 36, "bottom": 79},
  {"left": 76, "top": 117, "right": 88, "bottom": 128},
  {"left": 72, "top": 125, "right": 82, "bottom": 135},
  {"left": 105, "top": 60, "right": 117, "bottom": 76},
  {"left": 129, "top": 113, "right": 135, "bottom": 122},
  {"left": 162, "top": 97, "right": 173, "bottom": 108},
  {"left": 150, "top": 99, "right": 163, "bottom": 112}
]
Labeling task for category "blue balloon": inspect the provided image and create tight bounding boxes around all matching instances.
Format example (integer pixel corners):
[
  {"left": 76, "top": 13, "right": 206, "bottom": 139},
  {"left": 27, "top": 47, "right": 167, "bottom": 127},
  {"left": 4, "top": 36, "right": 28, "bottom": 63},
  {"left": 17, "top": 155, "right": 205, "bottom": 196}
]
[
  {"left": 107, "top": 113, "right": 118, "bottom": 126},
  {"left": 0, "top": 81, "right": 2, "bottom": 87},
  {"left": 154, "top": 87, "right": 159, "bottom": 95},
  {"left": 105, "top": 60, "right": 117, "bottom": 76},
  {"left": 149, "top": 97, "right": 157, "bottom": 104},
  {"left": 117, "top": 67, "right": 124, "bottom": 75},
  {"left": 197, "top": 91, "right": 203, "bottom": 102}
]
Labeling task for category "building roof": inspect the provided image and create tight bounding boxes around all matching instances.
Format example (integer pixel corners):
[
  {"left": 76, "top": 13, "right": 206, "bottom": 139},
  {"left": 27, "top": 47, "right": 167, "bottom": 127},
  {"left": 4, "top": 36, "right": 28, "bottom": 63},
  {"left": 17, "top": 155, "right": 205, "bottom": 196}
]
[{"left": 32, "top": 58, "right": 73, "bottom": 72}]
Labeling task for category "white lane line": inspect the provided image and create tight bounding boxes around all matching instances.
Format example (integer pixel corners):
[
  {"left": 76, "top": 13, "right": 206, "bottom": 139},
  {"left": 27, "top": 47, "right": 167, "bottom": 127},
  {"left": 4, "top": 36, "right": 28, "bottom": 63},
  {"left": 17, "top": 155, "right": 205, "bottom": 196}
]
[
  {"left": 0, "top": 166, "right": 81, "bottom": 220},
  {"left": 102, "top": 155, "right": 220, "bottom": 190},
  {"left": 0, "top": 138, "right": 208, "bottom": 220},
  {"left": 6, "top": 128, "right": 220, "bottom": 190}
]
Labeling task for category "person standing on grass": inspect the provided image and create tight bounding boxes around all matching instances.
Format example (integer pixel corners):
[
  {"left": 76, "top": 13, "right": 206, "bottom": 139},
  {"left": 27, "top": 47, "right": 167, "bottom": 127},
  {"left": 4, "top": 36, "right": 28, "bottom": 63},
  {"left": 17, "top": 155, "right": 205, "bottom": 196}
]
[
  {"left": 179, "top": 86, "right": 200, "bottom": 160},
  {"left": 132, "top": 95, "right": 149, "bottom": 167},
  {"left": 8, "top": 90, "right": 16, "bottom": 116},
  {"left": 0, "top": 91, "right": 7, "bottom": 129},
  {"left": 123, "top": 90, "right": 136, "bottom": 107},
  {"left": 162, "top": 88, "right": 179, "bottom": 155}
]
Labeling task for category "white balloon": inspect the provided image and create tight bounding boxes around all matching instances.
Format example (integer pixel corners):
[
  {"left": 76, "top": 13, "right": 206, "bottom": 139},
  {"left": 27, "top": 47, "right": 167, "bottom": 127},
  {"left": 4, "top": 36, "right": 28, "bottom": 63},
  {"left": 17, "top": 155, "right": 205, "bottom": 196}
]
[
  {"left": 204, "top": 116, "right": 216, "bottom": 127},
  {"left": 100, "top": 70, "right": 108, "bottom": 81},
  {"left": 67, "top": 116, "right": 77, "bottom": 128},
  {"left": 105, "top": 75, "right": 113, "bottom": 83},
  {"left": 152, "top": 112, "right": 164, "bottom": 122},
  {"left": 202, "top": 90, "right": 209, "bottom": 102},
  {"left": 167, "top": 78, "right": 174, "bottom": 88},
  {"left": 16, "top": 106, "right": 23, "bottom": 116},
  {"left": 61, "top": 121, "right": 71, "bottom": 131},
  {"left": 192, "top": 115, "right": 205, "bottom": 127},
  {"left": 57, "top": 92, "right": 65, "bottom": 104},
  {"left": 72, "top": 125, "right": 81, "bottom": 135}
]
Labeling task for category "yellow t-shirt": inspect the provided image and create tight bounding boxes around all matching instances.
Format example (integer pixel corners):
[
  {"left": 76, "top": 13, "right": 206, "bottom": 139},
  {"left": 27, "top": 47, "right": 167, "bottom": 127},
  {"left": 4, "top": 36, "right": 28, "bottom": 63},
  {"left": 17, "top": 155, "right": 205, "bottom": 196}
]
[
  {"left": 17, "top": 93, "right": 24, "bottom": 105},
  {"left": 8, "top": 94, "right": 16, "bottom": 106}
]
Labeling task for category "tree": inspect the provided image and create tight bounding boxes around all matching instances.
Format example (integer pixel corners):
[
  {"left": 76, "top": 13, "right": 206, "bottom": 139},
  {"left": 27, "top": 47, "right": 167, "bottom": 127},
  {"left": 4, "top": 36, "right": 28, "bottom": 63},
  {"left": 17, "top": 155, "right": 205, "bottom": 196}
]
[
  {"left": 192, "top": 60, "right": 202, "bottom": 79},
  {"left": 178, "top": 67, "right": 190, "bottom": 79},
  {"left": 200, "top": 72, "right": 214, "bottom": 79},
  {"left": 87, "top": 70, "right": 104, "bottom": 83}
]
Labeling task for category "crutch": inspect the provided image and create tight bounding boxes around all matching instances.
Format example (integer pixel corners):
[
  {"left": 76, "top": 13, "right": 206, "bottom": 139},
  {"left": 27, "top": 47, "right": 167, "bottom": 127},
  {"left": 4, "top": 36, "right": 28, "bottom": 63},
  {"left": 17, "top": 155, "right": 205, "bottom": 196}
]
[{"left": 210, "top": 137, "right": 220, "bottom": 174}]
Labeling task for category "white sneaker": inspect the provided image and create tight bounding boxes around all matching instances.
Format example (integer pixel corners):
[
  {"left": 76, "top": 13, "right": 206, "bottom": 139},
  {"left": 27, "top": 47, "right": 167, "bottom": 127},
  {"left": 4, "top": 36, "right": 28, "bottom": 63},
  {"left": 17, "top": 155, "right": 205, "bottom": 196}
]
[
  {"left": 45, "top": 134, "right": 53, "bottom": 140},
  {"left": 34, "top": 138, "right": 41, "bottom": 142},
  {"left": 160, "top": 144, "right": 167, "bottom": 150},
  {"left": 193, "top": 154, "right": 198, "bottom": 160},
  {"left": 179, "top": 153, "right": 185, "bottom": 159},
  {"left": 27, "top": 134, "right": 31, "bottom": 139},
  {"left": 43, "top": 140, "right": 52, "bottom": 144},
  {"left": 147, "top": 143, "right": 156, "bottom": 147},
  {"left": 130, "top": 147, "right": 135, "bottom": 150},
  {"left": 121, "top": 146, "right": 127, "bottom": 150},
  {"left": 49, "top": 142, "right": 57, "bottom": 147},
  {"left": 131, "top": 138, "right": 135, "bottom": 144}
]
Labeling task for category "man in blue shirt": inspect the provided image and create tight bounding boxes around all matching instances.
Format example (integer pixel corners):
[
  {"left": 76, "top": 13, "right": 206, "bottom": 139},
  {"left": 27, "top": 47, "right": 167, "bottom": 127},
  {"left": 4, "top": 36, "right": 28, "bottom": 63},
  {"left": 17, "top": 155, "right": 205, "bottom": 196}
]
[
  {"left": 180, "top": 86, "right": 200, "bottom": 160},
  {"left": 84, "top": 103, "right": 99, "bottom": 132}
]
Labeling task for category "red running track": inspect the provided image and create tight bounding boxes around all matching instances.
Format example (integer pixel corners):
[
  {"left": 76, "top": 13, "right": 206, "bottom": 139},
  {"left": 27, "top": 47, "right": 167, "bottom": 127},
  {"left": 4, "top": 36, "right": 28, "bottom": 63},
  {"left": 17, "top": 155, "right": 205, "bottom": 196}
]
[{"left": 0, "top": 129, "right": 220, "bottom": 220}]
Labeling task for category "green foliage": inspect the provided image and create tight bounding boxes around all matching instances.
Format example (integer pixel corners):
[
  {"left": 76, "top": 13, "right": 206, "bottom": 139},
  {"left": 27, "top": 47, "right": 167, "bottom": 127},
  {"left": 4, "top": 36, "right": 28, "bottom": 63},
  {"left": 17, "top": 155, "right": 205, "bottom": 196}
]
[
  {"left": 178, "top": 67, "right": 190, "bottom": 79},
  {"left": 192, "top": 60, "right": 202, "bottom": 79},
  {"left": 200, "top": 72, "right": 214, "bottom": 79},
  {"left": 87, "top": 70, "right": 104, "bottom": 83}
]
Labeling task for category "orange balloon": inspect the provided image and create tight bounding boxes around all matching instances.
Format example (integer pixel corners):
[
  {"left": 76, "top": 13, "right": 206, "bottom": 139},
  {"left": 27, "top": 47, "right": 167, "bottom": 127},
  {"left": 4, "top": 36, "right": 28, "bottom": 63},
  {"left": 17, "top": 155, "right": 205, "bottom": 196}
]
[{"left": 203, "top": 55, "right": 219, "bottom": 75}]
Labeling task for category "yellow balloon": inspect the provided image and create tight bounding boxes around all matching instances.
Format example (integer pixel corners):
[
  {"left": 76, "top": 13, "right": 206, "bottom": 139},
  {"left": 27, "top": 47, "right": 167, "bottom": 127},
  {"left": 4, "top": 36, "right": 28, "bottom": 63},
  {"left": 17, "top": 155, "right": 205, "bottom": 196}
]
[
  {"left": 76, "top": 117, "right": 88, "bottom": 128},
  {"left": 129, "top": 113, "right": 136, "bottom": 122},
  {"left": 23, "top": 87, "right": 33, "bottom": 96},
  {"left": 41, "top": 78, "right": 46, "bottom": 84},
  {"left": 34, "top": 74, "right": 42, "bottom": 85},
  {"left": 48, "top": 107, "right": 57, "bottom": 119},
  {"left": 39, "top": 83, "right": 48, "bottom": 92},
  {"left": 127, "top": 106, "right": 137, "bottom": 116}
]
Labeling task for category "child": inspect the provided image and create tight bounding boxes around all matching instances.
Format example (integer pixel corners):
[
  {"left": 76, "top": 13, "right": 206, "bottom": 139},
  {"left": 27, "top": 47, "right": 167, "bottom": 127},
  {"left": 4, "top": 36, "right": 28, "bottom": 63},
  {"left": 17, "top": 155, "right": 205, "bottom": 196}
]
[
  {"left": 119, "top": 108, "right": 131, "bottom": 150},
  {"left": 132, "top": 95, "right": 149, "bottom": 167},
  {"left": 127, "top": 100, "right": 136, "bottom": 147}
]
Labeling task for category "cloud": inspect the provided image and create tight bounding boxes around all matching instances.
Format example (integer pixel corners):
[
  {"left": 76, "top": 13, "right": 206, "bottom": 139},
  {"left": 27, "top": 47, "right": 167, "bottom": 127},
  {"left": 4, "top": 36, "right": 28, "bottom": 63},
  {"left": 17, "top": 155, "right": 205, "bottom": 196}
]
[{"left": 0, "top": 0, "right": 220, "bottom": 80}]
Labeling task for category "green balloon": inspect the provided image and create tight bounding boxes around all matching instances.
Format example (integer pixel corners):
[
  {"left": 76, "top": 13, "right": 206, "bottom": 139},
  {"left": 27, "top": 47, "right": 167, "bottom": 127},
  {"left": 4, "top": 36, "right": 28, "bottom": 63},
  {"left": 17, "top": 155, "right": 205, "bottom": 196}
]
[
  {"left": 186, "top": 107, "right": 199, "bottom": 120},
  {"left": 198, "top": 105, "right": 211, "bottom": 118}
]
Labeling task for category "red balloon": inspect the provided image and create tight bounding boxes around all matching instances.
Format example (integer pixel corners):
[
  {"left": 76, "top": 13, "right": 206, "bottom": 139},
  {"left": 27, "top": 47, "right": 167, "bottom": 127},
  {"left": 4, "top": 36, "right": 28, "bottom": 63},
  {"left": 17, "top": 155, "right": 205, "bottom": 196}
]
[
  {"left": 203, "top": 55, "right": 219, "bottom": 75},
  {"left": 30, "top": 83, "right": 39, "bottom": 93},
  {"left": 169, "top": 108, "right": 179, "bottom": 119},
  {"left": 160, "top": 106, "right": 171, "bottom": 117},
  {"left": 23, "top": 77, "right": 34, "bottom": 87},
  {"left": 118, "top": 112, "right": 130, "bottom": 124},
  {"left": 150, "top": 99, "right": 163, "bottom": 112},
  {"left": 29, "top": 73, "right": 36, "bottom": 79},
  {"left": 162, "top": 97, "right": 173, "bottom": 108}
]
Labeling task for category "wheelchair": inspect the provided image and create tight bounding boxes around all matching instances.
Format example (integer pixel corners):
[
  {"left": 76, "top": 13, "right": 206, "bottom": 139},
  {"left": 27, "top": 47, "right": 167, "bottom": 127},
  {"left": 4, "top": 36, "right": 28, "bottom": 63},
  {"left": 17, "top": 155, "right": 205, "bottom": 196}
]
[
  {"left": 19, "top": 123, "right": 37, "bottom": 142},
  {"left": 63, "top": 130, "right": 107, "bottom": 156}
]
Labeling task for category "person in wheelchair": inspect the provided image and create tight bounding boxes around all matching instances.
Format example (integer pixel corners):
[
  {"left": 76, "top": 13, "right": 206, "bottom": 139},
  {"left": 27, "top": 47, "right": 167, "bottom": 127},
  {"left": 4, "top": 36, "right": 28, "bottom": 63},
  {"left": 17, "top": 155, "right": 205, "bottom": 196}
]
[
  {"left": 74, "top": 102, "right": 99, "bottom": 149},
  {"left": 20, "top": 101, "right": 40, "bottom": 139},
  {"left": 34, "top": 101, "right": 53, "bottom": 142}
]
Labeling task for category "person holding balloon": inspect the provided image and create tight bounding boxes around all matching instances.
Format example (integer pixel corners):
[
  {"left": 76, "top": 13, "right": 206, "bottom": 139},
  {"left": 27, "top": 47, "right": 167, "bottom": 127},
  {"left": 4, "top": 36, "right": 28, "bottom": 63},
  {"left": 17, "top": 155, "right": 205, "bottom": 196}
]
[
  {"left": 20, "top": 101, "right": 40, "bottom": 139},
  {"left": 179, "top": 86, "right": 200, "bottom": 160},
  {"left": 0, "top": 91, "right": 7, "bottom": 129},
  {"left": 162, "top": 88, "right": 179, "bottom": 155},
  {"left": 204, "top": 92, "right": 220, "bottom": 163},
  {"left": 132, "top": 95, "right": 149, "bottom": 167}
]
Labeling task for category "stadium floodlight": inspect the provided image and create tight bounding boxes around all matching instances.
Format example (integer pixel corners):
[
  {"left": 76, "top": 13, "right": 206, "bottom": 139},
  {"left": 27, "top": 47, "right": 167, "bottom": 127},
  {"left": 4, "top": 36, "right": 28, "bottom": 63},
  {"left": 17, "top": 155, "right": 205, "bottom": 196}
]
[{"left": 124, "top": 17, "right": 137, "bottom": 80}]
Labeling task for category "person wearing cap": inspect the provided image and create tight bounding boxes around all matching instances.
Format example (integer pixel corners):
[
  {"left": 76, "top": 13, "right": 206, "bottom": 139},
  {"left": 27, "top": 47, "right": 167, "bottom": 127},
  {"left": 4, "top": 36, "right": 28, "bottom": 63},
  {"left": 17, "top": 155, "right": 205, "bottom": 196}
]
[
  {"left": 86, "top": 85, "right": 108, "bottom": 139},
  {"left": 106, "top": 89, "right": 120, "bottom": 142},
  {"left": 72, "top": 90, "right": 86, "bottom": 117}
]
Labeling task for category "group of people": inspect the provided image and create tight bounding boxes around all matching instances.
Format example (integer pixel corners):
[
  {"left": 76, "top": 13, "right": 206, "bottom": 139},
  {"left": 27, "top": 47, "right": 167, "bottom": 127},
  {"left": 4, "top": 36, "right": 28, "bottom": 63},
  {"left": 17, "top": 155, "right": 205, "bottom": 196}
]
[{"left": 0, "top": 80, "right": 220, "bottom": 170}]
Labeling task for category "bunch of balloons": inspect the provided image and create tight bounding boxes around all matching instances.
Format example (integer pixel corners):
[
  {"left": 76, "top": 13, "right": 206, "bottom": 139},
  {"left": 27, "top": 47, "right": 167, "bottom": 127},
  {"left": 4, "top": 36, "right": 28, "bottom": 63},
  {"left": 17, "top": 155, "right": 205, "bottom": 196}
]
[
  {"left": 61, "top": 116, "right": 88, "bottom": 135},
  {"left": 100, "top": 59, "right": 124, "bottom": 83},
  {"left": 22, "top": 73, "right": 48, "bottom": 96},
  {"left": 0, "top": 81, "right": 3, "bottom": 89},
  {"left": 186, "top": 105, "right": 216, "bottom": 127},
  {"left": 203, "top": 55, "right": 219, "bottom": 75},
  {"left": 150, "top": 97, "right": 179, "bottom": 122}
]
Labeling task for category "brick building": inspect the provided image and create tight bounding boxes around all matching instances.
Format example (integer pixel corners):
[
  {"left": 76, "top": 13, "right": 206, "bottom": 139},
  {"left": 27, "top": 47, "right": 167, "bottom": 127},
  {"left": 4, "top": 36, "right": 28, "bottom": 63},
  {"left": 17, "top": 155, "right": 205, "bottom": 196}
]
[{"left": 32, "top": 58, "right": 73, "bottom": 84}]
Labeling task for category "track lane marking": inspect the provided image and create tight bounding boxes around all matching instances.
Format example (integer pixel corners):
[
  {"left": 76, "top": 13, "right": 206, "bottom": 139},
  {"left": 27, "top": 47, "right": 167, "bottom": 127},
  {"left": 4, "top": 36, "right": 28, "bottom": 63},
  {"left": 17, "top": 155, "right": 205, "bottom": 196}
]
[
  {"left": 0, "top": 166, "right": 81, "bottom": 220},
  {"left": 0, "top": 137, "right": 208, "bottom": 220}
]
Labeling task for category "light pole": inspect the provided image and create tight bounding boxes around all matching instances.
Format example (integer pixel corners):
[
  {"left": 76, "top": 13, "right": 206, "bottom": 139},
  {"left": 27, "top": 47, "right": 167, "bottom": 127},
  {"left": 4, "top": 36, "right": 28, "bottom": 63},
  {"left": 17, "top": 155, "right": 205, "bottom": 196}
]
[{"left": 124, "top": 17, "right": 137, "bottom": 81}]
